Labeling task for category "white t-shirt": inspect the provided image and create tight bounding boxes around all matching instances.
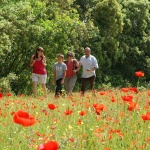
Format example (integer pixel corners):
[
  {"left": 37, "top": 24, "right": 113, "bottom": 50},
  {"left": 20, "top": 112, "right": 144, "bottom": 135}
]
[
  {"left": 53, "top": 62, "right": 67, "bottom": 80},
  {"left": 79, "top": 55, "right": 98, "bottom": 78}
]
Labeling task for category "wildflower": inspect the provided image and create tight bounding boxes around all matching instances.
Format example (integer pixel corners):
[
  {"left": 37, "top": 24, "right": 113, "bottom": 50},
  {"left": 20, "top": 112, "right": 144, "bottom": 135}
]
[
  {"left": 6, "top": 93, "right": 11, "bottom": 96},
  {"left": 77, "top": 120, "right": 83, "bottom": 125},
  {"left": 38, "top": 141, "right": 58, "bottom": 150},
  {"left": 127, "top": 101, "right": 137, "bottom": 111},
  {"left": 11, "top": 111, "right": 15, "bottom": 115},
  {"left": 13, "top": 110, "right": 36, "bottom": 127},
  {"left": 93, "top": 104, "right": 105, "bottom": 115},
  {"left": 146, "top": 138, "right": 150, "bottom": 142},
  {"left": 129, "top": 87, "right": 138, "bottom": 93},
  {"left": 79, "top": 111, "right": 87, "bottom": 116},
  {"left": 64, "top": 109, "right": 73, "bottom": 115},
  {"left": 121, "top": 88, "right": 129, "bottom": 92},
  {"left": 0, "top": 92, "right": 3, "bottom": 98},
  {"left": 48, "top": 104, "right": 57, "bottom": 110},
  {"left": 68, "top": 138, "right": 74, "bottom": 142},
  {"left": 111, "top": 96, "right": 116, "bottom": 102},
  {"left": 121, "top": 95, "right": 133, "bottom": 102},
  {"left": 142, "top": 112, "right": 150, "bottom": 121},
  {"left": 135, "top": 71, "right": 144, "bottom": 77},
  {"left": 99, "top": 91, "right": 106, "bottom": 95}
]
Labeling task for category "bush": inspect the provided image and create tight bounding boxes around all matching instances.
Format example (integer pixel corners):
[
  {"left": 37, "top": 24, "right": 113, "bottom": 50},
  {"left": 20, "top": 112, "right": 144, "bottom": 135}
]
[{"left": 0, "top": 73, "right": 18, "bottom": 94}]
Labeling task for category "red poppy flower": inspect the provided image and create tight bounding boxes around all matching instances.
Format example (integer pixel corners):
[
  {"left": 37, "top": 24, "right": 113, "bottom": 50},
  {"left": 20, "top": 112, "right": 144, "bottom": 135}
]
[
  {"left": 0, "top": 92, "right": 3, "bottom": 98},
  {"left": 64, "top": 109, "right": 73, "bottom": 115},
  {"left": 142, "top": 112, "right": 150, "bottom": 121},
  {"left": 11, "top": 111, "right": 15, "bottom": 115},
  {"left": 121, "top": 96, "right": 133, "bottom": 102},
  {"left": 121, "top": 88, "right": 129, "bottom": 92},
  {"left": 79, "top": 111, "right": 87, "bottom": 116},
  {"left": 48, "top": 104, "right": 57, "bottom": 110},
  {"left": 68, "top": 138, "right": 74, "bottom": 142},
  {"left": 93, "top": 104, "right": 105, "bottom": 115},
  {"left": 135, "top": 71, "right": 144, "bottom": 77},
  {"left": 99, "top": 91, "right": 106, "bottom": 95},
  {"left": 129, "top": 87, "right": 138, "bottom": 93},
  {"left": 111, "top": 96, "right": 116, "bottom": 102},
  {"left": 127, "top": 101, "right": 137, "bottom": 111},
  {"left": 6, "top": 93, "right": 11, "bottom": 96},
  {"left": 93, "top": 104, "right": 105, "bottom": 110},
  {"left": 77, "top": 120, "right": 83, "bottom": 125},
  {"left": 38, "top": 141, "right": 59, "bottom": 150},
  {"left": 13, "top": 110, "right": 36, "bottom": 127}
]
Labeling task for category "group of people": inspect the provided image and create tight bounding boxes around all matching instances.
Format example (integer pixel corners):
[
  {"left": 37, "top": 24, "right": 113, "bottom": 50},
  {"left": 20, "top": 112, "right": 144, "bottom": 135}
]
[{"left": 30, "top": 47, "right": 99, "bottom": 98}]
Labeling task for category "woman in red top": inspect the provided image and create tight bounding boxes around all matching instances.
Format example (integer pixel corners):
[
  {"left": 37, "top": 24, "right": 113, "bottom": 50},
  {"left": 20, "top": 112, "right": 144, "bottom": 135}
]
[
  {"left": 30, "top": 47, "right": 47, "bottom": 98},
  {"left": 64, "top": 51, "right": 79, "bottom": 94}
]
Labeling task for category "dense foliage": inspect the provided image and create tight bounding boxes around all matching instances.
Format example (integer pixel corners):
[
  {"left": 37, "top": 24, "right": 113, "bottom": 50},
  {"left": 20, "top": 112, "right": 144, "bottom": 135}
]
[{"left": 0, "top": 0, "right": 150, "bottom": 94}]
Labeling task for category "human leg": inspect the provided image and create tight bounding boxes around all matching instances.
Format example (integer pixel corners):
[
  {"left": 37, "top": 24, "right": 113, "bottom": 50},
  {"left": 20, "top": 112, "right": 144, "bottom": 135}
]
[
  {"left": 89, "top": 76, "right": 95, "bottom": 91},
  {"left": 41, "top": 84, "right": 47, "bottom": 98},
  {"left": 81, "top": 78, "right": 87, "bottom": 95},
  {"left": 32, "top": 81, "right": 37, "bottom": 97},
  {"left": 64, "top": 77, "right": 69, "bottom": 93},
  {"left": 32, "top": 73, "right": 38, "bottom": 97},
  {"left": 68, "top": 75, "right": 77, "bottom": 94},
  {"left": 55, "top": 78, "right": 62, "bottom": 96},
  {"left": 39, "top": 74, "right": 47, "bottom": 98}
]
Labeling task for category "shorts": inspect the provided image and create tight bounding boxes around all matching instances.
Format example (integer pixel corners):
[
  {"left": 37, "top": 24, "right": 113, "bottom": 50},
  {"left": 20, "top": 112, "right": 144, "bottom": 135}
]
[{"left": 31, "top": 73, "right": 47, "bottom": 84}]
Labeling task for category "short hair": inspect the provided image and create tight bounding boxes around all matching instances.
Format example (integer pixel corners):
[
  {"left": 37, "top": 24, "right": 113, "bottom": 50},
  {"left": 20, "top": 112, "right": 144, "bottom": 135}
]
[
  {"left": 57, "top": 53, "right": 64, "bottom": 59},
  {"left": 85, "top": 47, "right": 91, "bottom": 51},
  {"left": 66, "top": 51, "right": 74, "bottom": 57}
]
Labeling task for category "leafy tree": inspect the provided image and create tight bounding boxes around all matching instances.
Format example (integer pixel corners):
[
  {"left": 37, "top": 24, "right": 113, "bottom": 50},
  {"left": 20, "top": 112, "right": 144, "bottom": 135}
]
[
  {"left": 0, "top": 0, "right": 98, "bottom": 94},
  {"left": 115, "top": 0, "right": 150, "bottom": 85}
]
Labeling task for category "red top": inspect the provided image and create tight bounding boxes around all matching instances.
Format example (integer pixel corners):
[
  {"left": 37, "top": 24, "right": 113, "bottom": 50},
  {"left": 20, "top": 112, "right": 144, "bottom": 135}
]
[
  {"left": 33, "top": 59, "right": 46, "bottom": 75},
  {"left": 65, "top": 59, "right": 77, "bottom": 77}
]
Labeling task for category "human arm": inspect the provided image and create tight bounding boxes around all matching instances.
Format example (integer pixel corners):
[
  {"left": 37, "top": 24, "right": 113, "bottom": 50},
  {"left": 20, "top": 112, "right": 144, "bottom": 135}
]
[
  {"left": 61, "top": 70, "right": 66, "bottom": 84},
  {"left": 61, "top": 64, "right": 67, "bottom": 84},
  {"left": 30, "top": 55, "right": 36, "bottom": 66},
  {"left": 53, "top": 69, "right": 56, "bottom": 85},
  {"left": 87, "top": 67, "right": 97, "bottom": 72},
  {"left": 73, "top": 59, "right": 81, "bottom": 73},
  {"left": 53, "top": 65, "right": 56, "bottom": 85},
  {"left": 87, "top": 57, "right": 98, "bottom": 72},
  {"left": 42, "top": 55, "right": 47, "bottom": 67}
]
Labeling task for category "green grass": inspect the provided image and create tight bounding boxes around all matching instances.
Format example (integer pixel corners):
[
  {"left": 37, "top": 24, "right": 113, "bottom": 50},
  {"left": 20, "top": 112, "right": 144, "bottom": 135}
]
[{"left": 0, "top": 89, "right": 150, "bottom": 150}]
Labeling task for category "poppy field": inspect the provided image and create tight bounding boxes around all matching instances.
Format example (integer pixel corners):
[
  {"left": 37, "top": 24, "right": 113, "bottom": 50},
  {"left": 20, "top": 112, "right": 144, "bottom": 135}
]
[
  {"left": 0, "top": 72, "right": 150, "bottom": 150},
  {"left": 1, "top": 89, "right": 150, "bottom": 150}
]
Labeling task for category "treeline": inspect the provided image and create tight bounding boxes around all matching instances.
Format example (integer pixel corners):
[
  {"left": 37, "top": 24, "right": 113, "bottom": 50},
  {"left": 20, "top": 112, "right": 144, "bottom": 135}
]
[{"left": 0, "top": 0, "right": 150, "bottom": 94}]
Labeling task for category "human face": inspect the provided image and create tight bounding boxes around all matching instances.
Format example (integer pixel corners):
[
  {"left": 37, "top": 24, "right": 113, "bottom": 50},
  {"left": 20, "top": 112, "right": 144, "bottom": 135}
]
[
  {"left": 57, "top": 56, "right": 63, "bottom": 63},
  {"left": 38, "top": 50, "right": 44, "bottom": 56},
  {"left": 67, "top": 55, "right": 73, "bottom": 61},
  {"left": 85, "top": 49, "right": 91, "bottom": 57}
]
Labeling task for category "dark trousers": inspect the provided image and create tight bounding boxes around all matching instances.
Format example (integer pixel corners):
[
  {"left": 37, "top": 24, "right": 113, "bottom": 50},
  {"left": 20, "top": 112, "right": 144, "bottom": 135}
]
[
  {"left": 55, "top": 78, "right": 63, "bottom": 96},
  {"left": 81, "top": 76, "right": 95, "bottom": 94}
]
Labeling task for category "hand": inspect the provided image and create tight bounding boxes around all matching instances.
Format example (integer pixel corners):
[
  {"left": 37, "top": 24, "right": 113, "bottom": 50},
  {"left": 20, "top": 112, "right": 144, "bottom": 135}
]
[
  {"left": 86, "top": 68, "right": 91, "bottom": 72},
  {"left": 61, "top": 79, "right": 64, "bottom": 84},
  {"left": 73, "top": 70, "right": 77, "bottom": 73}
]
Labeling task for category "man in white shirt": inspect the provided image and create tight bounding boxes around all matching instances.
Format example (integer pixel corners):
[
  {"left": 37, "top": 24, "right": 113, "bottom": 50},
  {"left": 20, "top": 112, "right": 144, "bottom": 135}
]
[{"left": 79, "top": 47, "right": 99, "bottom": 95}]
